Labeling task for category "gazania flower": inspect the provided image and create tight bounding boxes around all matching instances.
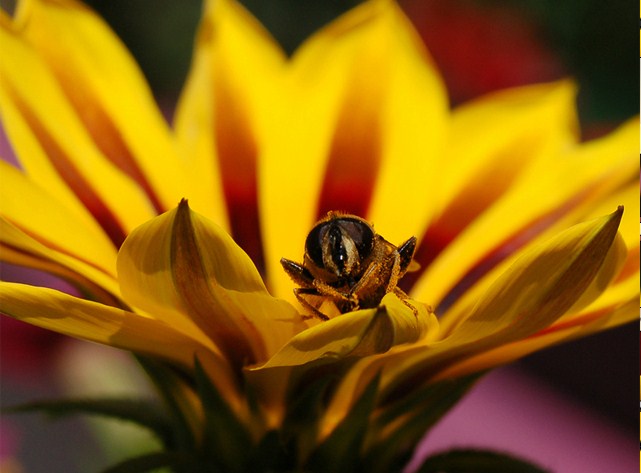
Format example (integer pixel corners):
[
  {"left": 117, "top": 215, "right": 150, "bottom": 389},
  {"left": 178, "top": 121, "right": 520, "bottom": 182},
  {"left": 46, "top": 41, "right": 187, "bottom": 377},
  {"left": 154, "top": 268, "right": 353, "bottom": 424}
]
[{"left": 0, "top": 0, "right": 637, "bottom": 471}]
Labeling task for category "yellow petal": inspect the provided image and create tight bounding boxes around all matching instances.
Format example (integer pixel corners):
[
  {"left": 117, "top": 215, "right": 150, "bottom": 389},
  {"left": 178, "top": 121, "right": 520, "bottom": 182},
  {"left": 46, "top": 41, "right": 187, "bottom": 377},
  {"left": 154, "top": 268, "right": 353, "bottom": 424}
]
[
  {"left": 412, "top": 117, "right": 638, "bottom": 309},
  {"left": 382, "top": 207, "right": 624, "bottom": 398},
  {"left": 0, "top": 19, "right": 155, "bottom": 244},
  {"left": 437, "top": 170, "right": 639, "bottom": 337},
  {"left": 0, "top": 160, "right": 116, "bottom": 276},
  {"left": 319, "top": 344, "right": 424, "bottom": 438},
  {"left": 576, "top": 181, "right": 639, "bottom": 283},
  {"left": 436, "top": 284, "right": 637, "bottom": 382},
  {"left": 0, "top": 217, "right": 121, "bottom": 302},
  {"left": 361, "top": 2, "right": 447, "bottom": 242},
  {"left": 174, "top": 0, "right": 286, "bottom": 231},
  {"left": 439, "top": 230, "right": 635, "bottom": 371},
  {"left": 15, "top": 0, "right": 188, "bottom": 213},
  {"left": 117, "top": 201, "right": 302, "bottom": 367},
  {"left": 262, "top": 0, "right": 447, "bottom": 299},
  {"left": 255, "top": 293, "right": 436, "bottom": 369},
  {"left": 425, "top": 81, "right": 578, "bottom": 242},
  {"left": 0, "top": 282, "right": 208, "bottom": 368},
  {"left": 445, "top": 207, "right": 624, "bottom": 348},
  {"left": 0, "top": 281, "right": 242, "bottom": 407}
]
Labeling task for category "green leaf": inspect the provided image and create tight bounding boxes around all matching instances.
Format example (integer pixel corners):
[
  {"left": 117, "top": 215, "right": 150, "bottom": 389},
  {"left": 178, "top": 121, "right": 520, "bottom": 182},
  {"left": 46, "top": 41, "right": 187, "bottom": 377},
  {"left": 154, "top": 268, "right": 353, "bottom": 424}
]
[
  {"left": 416, "top": 449, "right": 550, "bottom": 473},
  {"left": 365, "top": 374, "right": 480, "bottom": 473},
  {"left": 6, "top": 398, "right": 173, "bottom": 445},
  {"left": 100, "top": 451, "right": 196, "bottom": 473},
  {"left": 194, "top": 356, "right": 252, "bottom": 473},
  {"left": 306, "top": 373, "right": 381, "bottom": 473}
]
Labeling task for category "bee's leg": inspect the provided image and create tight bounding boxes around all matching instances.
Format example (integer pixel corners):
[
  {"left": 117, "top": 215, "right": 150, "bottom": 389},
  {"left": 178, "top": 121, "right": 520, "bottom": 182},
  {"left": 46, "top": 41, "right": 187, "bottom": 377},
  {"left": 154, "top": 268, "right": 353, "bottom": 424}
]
[
  {"left": 347, "top": 253, "right": 384, "bottom": 297},
  {"left": 348, "top": 238, "right": 396, "bottom": 307},
  {"left": 353, "top": 250, "right": 401, "bottom": 301},
  {"left": 392, "top": 287, "right": 420, "bottom": 317},
  {"left": 281, "top": 258, "right": 315, "bottom": 287},
  {"left": 397, "top": 236, "right": 417, "bottom": 276},
  {"left": 311, "top": 280, "right": 359, "bottom": 312},
  {"left": 294, "top": 288, "right": 330, "bottom": 321},
  {"left": 385, "top": 251, "right": 401, "bottom": 293}
]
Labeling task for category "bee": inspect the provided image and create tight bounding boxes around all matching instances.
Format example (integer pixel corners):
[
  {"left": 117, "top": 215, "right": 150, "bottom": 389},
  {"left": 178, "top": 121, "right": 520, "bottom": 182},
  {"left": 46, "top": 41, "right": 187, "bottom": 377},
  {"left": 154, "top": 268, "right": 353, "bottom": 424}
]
[{"left": 280, "top": 211, "right": 418, "bottom": 320}]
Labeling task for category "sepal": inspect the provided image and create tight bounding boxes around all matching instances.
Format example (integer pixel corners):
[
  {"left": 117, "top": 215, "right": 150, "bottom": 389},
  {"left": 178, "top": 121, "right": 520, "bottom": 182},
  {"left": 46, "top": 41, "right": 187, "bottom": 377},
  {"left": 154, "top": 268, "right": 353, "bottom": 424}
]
[
  {"left": 136, "top": 356, "right": 200, "bottom": 450},
  {"left": 281, "top": 376, "right": 333, "bottom": 466},
  {"left": 365, "top": 374, "right": 481, "bottom": 473},
  {"left": 306, "top": 373, "right": 380, "bottom": 473},
  {"left": 194, "top": 356, "right": 253, "bottom": 473}
]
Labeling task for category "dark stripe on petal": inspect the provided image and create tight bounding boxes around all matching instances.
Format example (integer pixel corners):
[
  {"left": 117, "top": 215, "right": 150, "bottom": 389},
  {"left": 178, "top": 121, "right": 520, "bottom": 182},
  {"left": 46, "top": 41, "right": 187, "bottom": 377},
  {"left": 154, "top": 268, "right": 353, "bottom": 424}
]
[
  {"left": 7, "top": 85, "right": 128, "bottom": 247},
  {"left": 316, "top": 90, "right": 381, "bottom": 219},
  {"left": 214, "top": 73, "right": 265, "bottom": 275}
]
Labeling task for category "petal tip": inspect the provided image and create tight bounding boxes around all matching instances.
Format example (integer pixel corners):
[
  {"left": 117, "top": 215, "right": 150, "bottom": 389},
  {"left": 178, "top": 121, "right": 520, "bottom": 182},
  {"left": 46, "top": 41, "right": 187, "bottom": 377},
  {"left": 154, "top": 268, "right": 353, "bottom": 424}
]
[{"left": 608, "top": 205, "right": 624, "bottom": 231}]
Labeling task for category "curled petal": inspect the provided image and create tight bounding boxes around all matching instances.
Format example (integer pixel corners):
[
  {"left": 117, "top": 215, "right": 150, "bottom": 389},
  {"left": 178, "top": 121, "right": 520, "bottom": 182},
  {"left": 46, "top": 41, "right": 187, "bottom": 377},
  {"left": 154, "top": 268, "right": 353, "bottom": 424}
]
[
  {"left": 437, "top": 286, "right": 637, "bottom": 382},
  {"left": 443, "top": 207, "right": 624, "bottom": 349},
  {"left": 433, "top": 227, "right": 638, "bottom": 381},
  {"left": 437, "top": 180, "right": 638, "bottom": 337},
  {"left": 382, "top": 207, "right": 625, "bottom": 399},
  {"left": 254, "top": 293, "right": 437, "bottom": 369},
  {"left": 563, "top": 231, "right": 627, "bottom": 314},
  {"left": 117, "top": 201, "right": 302, "bottom": 368}
]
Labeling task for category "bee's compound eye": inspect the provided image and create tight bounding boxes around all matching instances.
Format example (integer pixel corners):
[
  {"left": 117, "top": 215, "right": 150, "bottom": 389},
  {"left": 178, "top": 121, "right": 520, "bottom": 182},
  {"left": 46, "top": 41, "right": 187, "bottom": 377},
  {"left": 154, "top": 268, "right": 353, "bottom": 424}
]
[
  {"left": 305, "top": 222, "right": 327, "bottom": 269},
  {"left": 334, "top": 218, "right": 374, "bottom": 261},
  {"left": 305, "top": 216, "right": 375, "bottom": 272}
]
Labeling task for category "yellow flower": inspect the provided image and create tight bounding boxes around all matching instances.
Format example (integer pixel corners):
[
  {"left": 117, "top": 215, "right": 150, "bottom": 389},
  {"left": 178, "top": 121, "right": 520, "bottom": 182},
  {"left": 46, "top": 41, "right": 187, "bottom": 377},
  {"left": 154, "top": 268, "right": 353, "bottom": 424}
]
[{"left": 0, "top": 0, "right": 637, "bottom": 470}]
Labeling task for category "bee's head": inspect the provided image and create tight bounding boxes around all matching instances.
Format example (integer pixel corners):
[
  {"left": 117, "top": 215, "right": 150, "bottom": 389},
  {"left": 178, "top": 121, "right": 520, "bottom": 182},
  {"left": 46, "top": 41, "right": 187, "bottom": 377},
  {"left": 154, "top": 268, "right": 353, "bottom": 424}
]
[{"left": 304, "top": 213, "right": 374, "bottom": 281}]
